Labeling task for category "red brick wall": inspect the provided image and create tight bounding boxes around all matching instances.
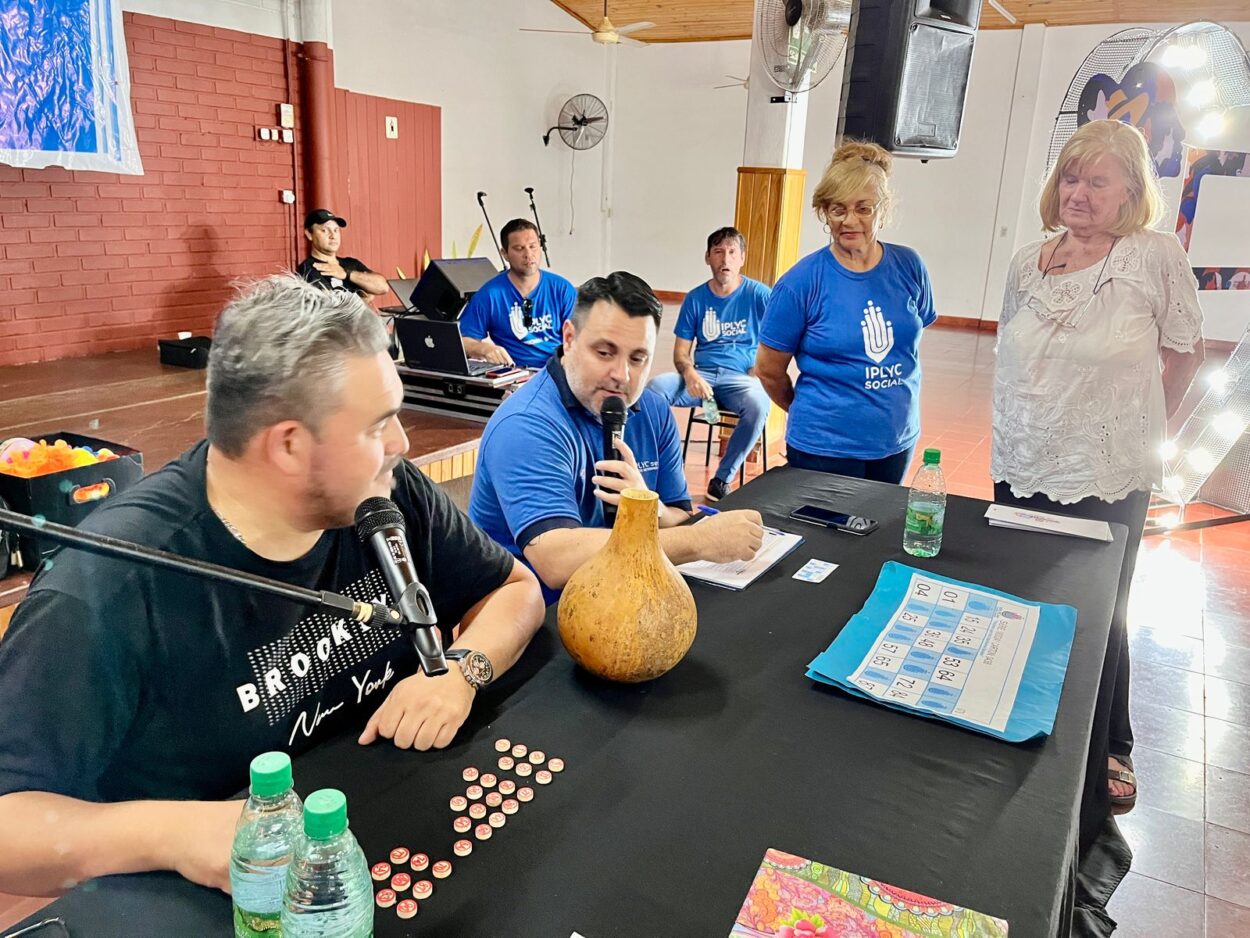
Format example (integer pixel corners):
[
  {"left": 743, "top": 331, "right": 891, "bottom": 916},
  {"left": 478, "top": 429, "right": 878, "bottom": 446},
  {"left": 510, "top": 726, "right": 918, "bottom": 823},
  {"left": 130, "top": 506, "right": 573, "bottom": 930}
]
[{"left": 0, "top": 13, "right": 303, "bottom": 367}]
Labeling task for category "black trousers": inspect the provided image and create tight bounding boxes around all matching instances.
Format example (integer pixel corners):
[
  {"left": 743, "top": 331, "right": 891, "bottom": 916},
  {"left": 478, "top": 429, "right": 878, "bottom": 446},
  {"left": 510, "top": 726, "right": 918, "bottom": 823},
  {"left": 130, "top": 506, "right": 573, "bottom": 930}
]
[
  {"left": 994, "top": 482, "right": 1149, "bottom": 854},
  {"left": 785, "top": 445, "right": 912, "bottom": 485}
]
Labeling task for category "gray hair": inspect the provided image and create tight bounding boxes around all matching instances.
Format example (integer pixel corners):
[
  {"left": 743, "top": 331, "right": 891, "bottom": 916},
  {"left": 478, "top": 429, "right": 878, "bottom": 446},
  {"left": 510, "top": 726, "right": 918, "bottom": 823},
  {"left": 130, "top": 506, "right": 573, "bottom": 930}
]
[{"left": 206, "top": 274, "right": 391, "bottom": 456}]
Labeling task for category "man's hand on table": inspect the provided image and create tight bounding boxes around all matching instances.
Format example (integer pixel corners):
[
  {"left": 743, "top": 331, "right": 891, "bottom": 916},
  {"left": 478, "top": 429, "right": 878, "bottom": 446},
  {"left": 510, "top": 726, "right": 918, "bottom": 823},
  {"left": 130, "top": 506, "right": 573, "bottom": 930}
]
[
  {"left": 698, "top": 510, "right": 764, "bottom": 562},
  {"left": 164, "top": 799, "right": 244, "bottom": 893},
  {"left": 358, "top": 669, "right": 474, "bottom": 751},
  {"left": 479, "top": 344, "right": 514, "bottom": 366}
]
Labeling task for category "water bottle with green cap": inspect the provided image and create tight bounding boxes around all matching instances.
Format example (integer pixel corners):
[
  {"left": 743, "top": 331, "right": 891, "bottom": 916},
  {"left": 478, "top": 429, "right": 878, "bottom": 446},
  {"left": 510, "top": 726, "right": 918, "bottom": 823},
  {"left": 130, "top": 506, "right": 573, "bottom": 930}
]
[
  {"left": 904, "top": 448, "right": 946, "bottom": 558},
  {"left": 282, "top": 789, "right": 373, "bottom": 937},
  {"left": 230, "top": 751, "right": 303, "bottom": 937}
]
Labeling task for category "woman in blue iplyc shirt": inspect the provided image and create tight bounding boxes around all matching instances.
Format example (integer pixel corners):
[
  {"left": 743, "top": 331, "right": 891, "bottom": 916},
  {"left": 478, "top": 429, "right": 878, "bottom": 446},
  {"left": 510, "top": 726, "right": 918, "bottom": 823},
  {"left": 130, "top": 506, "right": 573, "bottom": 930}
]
[{"left": 756, "top": 141, "right": 938, "bottom": 484}]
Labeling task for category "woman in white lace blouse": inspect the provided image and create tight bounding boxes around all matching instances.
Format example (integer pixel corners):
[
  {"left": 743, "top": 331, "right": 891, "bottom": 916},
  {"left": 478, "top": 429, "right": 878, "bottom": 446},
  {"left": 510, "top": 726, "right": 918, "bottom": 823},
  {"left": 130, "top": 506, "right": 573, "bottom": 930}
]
[{"left": 992, "top": 120, "right": 1204, "bottom": 834}]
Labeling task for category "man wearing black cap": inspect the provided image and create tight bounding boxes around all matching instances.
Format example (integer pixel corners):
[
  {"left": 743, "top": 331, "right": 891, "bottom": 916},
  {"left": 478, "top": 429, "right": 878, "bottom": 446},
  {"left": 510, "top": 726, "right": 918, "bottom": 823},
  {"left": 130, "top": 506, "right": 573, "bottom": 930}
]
[{"left": 297, "top": 209, "right": 388, "bottom": 297}]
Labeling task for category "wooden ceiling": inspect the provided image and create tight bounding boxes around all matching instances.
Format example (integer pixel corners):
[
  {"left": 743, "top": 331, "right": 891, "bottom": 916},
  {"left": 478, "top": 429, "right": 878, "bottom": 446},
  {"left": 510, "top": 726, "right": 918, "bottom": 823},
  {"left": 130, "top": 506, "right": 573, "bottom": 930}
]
[{"left": 547, "top": 1, "right": 1249, "bottom": 43}]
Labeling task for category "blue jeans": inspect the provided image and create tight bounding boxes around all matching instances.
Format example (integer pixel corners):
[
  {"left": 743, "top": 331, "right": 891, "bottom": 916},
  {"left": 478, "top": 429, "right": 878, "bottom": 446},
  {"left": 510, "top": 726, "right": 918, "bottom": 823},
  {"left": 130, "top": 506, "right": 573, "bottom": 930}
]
[
  {"left": 784, "top": 444, "right": 912, "bottom": 485},
  {"left": 648, "top": 368, "right": 772, "bottom": 483}
]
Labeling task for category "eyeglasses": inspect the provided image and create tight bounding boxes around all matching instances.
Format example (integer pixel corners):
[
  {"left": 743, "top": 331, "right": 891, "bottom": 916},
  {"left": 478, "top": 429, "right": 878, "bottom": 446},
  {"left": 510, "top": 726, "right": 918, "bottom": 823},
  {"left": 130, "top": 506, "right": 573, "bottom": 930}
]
[
  {"left": 521, "top": 298, "right": 534, "bottom": 330},
  {"left": 827, "top": 204, "right": 877, "bottom": 220}
]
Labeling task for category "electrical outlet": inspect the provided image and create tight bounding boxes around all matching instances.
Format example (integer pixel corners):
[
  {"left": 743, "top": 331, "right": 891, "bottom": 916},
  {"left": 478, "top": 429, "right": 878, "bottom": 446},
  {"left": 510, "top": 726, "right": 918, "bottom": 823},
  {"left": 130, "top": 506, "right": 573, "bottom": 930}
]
[
  {"left": 385, "top": 116, "right": 399, "bottom": 139},
  {"left": 278, "top": 103, "right": 295, "bottom": 128},
  {"left": 258, "top": 127, "right": 272, "bottom": 141},
  {"left": 280, "top": 190, "right": 295, "bottom": 204},
  {"left": 281, "top": 128, "right": 293, "bottom": 144}
]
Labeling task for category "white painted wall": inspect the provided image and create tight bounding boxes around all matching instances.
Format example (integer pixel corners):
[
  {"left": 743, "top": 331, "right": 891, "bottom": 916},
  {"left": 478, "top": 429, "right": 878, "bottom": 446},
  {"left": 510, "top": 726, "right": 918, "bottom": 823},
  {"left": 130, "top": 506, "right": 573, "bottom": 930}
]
[
  {"left": 123, "top": 1, "right": 1250, "bottom": 340},
  {"left": 611, "top": 40, "right": 751, "bottom": 292},
  {"left": 121, "top": 0, "right": 289, "bottom": 39},
  {"left": 793, "top": 29, "right": 1023, "bottom": 321},
  {"left": 332, "top": 0, "right": 612, "bottom": 285}
]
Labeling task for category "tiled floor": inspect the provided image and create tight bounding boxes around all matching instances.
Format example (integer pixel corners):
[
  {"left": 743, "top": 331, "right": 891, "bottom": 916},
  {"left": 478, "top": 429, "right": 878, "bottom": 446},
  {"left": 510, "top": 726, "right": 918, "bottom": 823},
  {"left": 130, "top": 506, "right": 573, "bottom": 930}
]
[
  {"left": 680, "top": 326, "right": 1250, "bottom": 937},
  {"left": 2, "top": 326, "right": 1247, "bottom": 934}
]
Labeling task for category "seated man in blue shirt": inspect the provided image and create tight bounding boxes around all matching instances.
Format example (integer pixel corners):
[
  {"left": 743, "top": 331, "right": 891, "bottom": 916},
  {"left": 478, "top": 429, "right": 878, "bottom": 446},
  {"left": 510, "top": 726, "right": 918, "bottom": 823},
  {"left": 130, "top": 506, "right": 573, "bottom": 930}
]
[
  {"left": 469, "top": 271, "right": 764, "bottom": 603},
  {"left": 459, "top": 219, "right": 577, "bottom": 368},
  {"left": 647, "top": 227, "right": 773, "bottom": 502}
]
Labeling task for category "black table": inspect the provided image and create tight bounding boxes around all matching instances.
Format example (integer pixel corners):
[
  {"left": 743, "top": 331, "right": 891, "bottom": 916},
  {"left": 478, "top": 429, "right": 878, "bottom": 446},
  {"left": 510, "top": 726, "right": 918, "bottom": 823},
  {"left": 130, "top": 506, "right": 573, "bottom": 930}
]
[{"left": 17, "top": 468, "right": 1126, "bottom": 938}]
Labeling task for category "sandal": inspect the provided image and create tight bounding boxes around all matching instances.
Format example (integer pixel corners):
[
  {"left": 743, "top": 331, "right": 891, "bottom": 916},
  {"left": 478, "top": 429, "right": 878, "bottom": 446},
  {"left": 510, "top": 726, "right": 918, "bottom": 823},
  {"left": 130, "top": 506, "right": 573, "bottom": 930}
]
[{"left": 1109, "top": 754, "right": 1137, "bottom": 815}]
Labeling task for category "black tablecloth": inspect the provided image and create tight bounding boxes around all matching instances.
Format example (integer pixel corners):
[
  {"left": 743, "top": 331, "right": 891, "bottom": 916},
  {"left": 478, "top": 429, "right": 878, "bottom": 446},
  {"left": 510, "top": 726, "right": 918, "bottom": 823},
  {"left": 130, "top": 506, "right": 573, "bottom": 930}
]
[{"left": 17, "top": 468, "right": 1126, "bottom": 938}]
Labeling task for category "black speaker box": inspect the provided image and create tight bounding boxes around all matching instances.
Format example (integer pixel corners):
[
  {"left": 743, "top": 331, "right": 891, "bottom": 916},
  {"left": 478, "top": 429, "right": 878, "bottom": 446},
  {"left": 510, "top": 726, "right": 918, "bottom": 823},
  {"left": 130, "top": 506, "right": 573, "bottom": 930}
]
[
  {"left": 409, "top": 258, "right": 498, "bottom": 321},
  {"left": 838, "top": 0, "right": 980, "bottom": 159}
]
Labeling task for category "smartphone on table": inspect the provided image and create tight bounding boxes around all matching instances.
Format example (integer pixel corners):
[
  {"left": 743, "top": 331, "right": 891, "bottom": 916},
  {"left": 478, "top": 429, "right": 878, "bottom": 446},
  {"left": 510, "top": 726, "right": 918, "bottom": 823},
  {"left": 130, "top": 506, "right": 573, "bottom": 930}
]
[{"left": 788, "top": 505, "right": 879, "bottom": 535}]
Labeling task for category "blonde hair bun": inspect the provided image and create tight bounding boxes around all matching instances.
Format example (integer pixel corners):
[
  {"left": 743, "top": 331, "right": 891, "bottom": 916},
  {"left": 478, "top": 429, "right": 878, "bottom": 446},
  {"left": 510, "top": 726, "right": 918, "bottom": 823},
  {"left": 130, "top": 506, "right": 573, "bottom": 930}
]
[{"left": 832, "top": 140, "right": 893, "bottom": 177}]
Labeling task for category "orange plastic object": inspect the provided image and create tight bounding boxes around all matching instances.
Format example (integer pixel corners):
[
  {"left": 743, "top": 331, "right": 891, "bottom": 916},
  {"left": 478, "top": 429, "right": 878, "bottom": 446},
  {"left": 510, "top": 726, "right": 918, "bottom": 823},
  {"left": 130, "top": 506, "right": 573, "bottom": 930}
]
[{"left": 0, "top": 438, "right": 120, "bottom": 479}]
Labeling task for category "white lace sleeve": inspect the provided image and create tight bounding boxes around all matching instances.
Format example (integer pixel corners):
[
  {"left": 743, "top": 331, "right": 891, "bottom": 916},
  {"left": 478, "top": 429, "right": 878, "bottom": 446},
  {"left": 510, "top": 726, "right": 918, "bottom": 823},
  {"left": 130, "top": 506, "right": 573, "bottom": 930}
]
[
  {"left": 1156, "top": 235, "right": 1203, "bottom": 353},
  {"left": 997, "top": 249, "right": 1026, "bottom": 336}
]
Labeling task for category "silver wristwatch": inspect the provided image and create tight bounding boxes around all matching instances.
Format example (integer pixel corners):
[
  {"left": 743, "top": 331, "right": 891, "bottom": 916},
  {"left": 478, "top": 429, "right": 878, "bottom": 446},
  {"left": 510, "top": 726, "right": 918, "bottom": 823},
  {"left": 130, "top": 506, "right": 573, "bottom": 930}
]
[{"left": 457, "top": 650, "right": 494, "bottom": 690}]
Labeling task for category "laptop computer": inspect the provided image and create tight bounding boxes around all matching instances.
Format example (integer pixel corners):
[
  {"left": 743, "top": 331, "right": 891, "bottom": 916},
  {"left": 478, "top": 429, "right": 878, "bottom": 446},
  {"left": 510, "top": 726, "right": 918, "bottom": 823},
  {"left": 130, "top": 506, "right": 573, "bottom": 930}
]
[
  {"left": 381, "top": 278, "right": 421, "bottom": 315},
  {"left": 395, "top": 317, "right": 496, "bottom": 377}
]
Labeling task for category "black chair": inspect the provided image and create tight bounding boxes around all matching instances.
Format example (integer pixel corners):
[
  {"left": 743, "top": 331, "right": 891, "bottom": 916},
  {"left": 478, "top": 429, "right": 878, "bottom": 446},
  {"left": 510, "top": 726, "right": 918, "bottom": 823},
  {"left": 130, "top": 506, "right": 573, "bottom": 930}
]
[{"left": 681, "top": 405, "right": 769, "bottom": 486}]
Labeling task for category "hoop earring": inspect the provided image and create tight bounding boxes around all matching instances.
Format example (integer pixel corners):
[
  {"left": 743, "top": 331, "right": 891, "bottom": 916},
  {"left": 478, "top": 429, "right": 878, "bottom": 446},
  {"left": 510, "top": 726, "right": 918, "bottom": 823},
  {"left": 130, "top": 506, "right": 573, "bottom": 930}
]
[{"left": 822, "top": 221, "right": 832, "bottom": 236}]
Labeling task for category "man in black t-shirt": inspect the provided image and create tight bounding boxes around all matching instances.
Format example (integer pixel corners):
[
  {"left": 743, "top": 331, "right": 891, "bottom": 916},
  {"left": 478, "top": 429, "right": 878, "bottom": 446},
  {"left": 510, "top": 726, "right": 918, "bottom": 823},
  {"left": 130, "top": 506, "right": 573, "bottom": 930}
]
[
  {"left": 0, "top": 276, "right": 545, "bottom": 898},
  {"left": 296, "top": 208, "right": 389, "bottom": 298}
]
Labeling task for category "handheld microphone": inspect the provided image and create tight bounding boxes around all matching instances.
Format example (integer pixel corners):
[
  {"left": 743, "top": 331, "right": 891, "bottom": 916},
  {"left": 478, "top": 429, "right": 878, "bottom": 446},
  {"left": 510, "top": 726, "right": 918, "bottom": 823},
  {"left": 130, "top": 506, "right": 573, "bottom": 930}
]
[
  {"left": 354, "top": 497, "right": 450, "bottom": 676},
  {"left": 600, "top": 395, "right": 628, "bottom": 527}
]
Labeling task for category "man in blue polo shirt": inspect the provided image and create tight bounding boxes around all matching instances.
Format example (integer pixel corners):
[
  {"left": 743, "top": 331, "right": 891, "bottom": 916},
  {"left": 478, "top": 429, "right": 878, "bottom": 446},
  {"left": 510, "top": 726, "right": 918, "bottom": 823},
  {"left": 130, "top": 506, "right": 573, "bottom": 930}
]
[
  {"left": 647, "top": 227, "right": 772, "bottom": 502},
  {"left": 459, "top": 218, "right": 577, "bottom": 368},
  {"left": 469, "top": 271, "right": 764, "bottom": 604}
]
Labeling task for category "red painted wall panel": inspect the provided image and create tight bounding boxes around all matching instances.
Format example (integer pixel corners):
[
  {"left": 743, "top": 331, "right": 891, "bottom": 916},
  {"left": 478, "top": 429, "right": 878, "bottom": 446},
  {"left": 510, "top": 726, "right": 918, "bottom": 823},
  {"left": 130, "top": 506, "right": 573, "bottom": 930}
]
[{"left": 329, "top": 90, "right": 441, "bottom": 290}]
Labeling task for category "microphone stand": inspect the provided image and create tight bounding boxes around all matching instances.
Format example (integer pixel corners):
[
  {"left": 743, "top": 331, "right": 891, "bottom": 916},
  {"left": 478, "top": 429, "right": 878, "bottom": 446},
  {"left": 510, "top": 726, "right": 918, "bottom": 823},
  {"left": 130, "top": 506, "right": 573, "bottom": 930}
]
[
  {"left": 0, "top": 507, "right": 459, "bottom": 677},
  {"left": 476, "top": 191, "right": 501, "bottom": 260},
  {"left": 524, "top": 186, "right": 551, "bottom": 267}
]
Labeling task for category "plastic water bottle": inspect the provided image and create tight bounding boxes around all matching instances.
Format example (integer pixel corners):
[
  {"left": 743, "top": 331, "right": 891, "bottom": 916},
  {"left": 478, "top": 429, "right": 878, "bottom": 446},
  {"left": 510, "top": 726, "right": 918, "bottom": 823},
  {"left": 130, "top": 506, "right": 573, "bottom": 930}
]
[
  {"left": 231, "top": 752, "right": 303, "bottom": 938},
  {"left": 282, "top": 789, "right": 373, "bottom": 938},
  {"left": 904, "top": 448, "right": 946, "bottom": 558},
  {"left": 703, "top": 395, "right": 720, "bottom": 425}
]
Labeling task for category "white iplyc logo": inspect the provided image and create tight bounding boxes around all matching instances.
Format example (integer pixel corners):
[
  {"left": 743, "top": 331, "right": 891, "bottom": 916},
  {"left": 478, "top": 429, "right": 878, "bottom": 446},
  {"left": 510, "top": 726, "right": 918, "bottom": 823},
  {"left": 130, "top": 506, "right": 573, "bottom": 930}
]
[
  {"left": 701, "top": 307, "right": 721, "bottom": 342},
  {"left": 860, "top": 300, "right": 893, "bottom": 363},
  {"left": 509, "top": 303, "right": 528, "bottom": 340}
]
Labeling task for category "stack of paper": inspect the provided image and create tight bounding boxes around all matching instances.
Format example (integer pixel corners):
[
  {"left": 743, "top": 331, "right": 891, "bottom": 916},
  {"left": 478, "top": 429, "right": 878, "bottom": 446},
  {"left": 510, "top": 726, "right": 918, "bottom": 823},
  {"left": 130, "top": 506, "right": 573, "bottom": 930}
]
[
  {"left": 984, "top": 504, "right": 1112, "bottom": 542},
  {"left": 677, "top": 528, "right": 803, "bottom": 590}
]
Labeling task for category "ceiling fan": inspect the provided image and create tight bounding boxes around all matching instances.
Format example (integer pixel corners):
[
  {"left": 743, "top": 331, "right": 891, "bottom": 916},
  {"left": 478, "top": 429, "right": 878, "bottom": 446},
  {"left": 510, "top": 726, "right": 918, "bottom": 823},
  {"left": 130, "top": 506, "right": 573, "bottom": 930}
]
[{"left": 521, "top": 0, "right": 655, "bottom": 45}]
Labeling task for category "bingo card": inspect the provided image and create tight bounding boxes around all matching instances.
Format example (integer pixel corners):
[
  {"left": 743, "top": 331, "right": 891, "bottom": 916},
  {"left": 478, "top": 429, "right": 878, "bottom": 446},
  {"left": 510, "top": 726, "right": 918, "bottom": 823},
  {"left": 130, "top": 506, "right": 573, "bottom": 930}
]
[{"left": 807, "top": 562, "right": 1077, "bottom": 742}]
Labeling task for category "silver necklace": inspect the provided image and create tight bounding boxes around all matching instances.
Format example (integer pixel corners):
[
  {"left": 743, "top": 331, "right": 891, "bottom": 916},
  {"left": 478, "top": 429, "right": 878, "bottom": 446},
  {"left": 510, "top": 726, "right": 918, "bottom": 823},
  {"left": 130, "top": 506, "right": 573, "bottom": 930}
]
[{"left": 211, "top": 505, "right": 247, "bottom": 546}]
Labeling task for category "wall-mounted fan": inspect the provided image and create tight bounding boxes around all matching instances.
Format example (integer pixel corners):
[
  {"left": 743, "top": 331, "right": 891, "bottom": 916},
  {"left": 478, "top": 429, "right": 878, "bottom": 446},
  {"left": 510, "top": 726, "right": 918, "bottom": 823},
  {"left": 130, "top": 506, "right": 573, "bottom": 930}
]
[
  {"left": 542, "top": 94, "right": 609, "bottom": 150},
  {"left": 522, "top": 0, "right": 654, "bottom": 46},
  {"left": 757, "top": 0, "right": 850, "bottom": 101}
]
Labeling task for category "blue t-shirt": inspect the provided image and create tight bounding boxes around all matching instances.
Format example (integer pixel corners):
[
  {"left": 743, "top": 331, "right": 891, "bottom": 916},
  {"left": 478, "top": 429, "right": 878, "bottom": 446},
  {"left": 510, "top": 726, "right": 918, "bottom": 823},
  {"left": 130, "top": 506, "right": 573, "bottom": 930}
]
[
  {"left": 674, "top": 277, "right": 772, "bottom": 374},
  {"left": 760, "top": 243, "right": 937, "bottom": 460},
  {"left": 458, "top": 269, "right": 577, "bottom": 368},
  {"left": 469, "top": 356, "right": 692, "bottom": 604}
]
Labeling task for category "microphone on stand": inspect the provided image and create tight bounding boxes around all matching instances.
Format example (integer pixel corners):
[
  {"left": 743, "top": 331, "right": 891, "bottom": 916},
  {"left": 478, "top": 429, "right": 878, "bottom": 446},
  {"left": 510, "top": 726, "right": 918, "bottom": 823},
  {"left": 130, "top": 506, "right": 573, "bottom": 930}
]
[
  {"left": 0, "top": 505, "right": 402, "bottom": 640},
  {"left": 354, "top": 496, "right": 451, "bottom": 677},
  {"left": 600, "top": 395, "right": 628, "bottom": 527},
  {"left": 523, "top": 186, "right": 551, "bottom": 267},
  {"left": 476, "top": 190, "right": 501, "bottom": 259}
]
